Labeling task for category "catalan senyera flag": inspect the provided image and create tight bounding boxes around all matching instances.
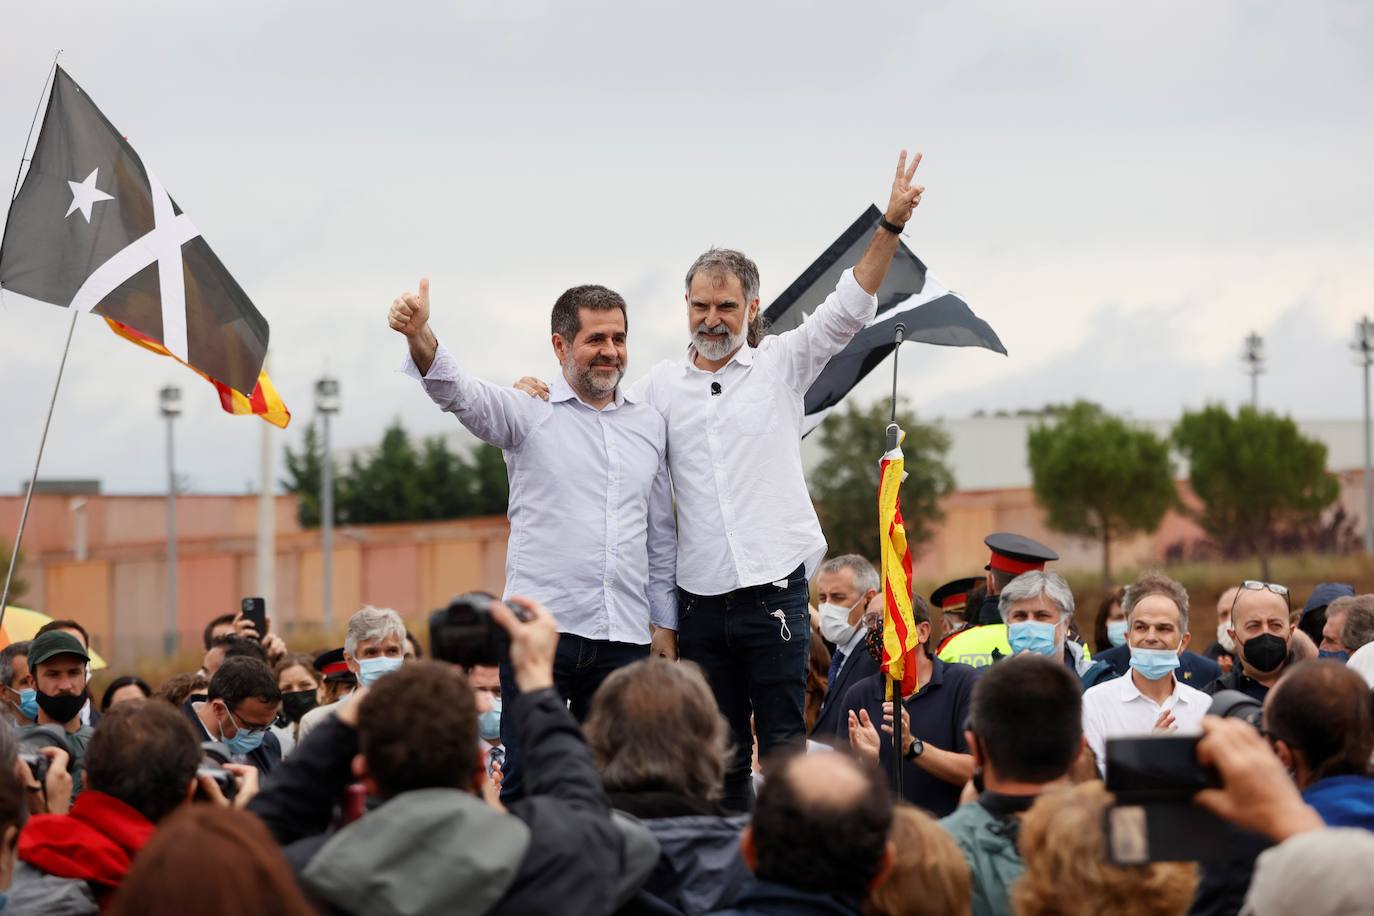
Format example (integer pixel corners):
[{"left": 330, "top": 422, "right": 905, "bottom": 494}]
[
  {"left": 879, "top": 429, "right": 918, "bottom": 700},
  {"left": 105, "top": 318, "right": 290, "bottom": 429}
]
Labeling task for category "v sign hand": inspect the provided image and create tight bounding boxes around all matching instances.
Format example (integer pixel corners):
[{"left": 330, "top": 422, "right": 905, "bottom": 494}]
[{"left": 885, "top": 149, "right": 925, "bottom": 228}]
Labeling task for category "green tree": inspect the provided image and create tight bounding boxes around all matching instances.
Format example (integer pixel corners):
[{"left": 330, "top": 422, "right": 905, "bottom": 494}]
[
  {"left": 1172, "top": 405, "right": 1339, "bottom": 580},
  {"left": 469, "top": 443, "right": 510, "bottom": 516},
  {"left": 1027, "top": 401, "right": 1176, "bottom": 587},
  {"left": 810, "top": 398, "right": 954, "bottom": 561},
  {"left": 282, "top": 420, "right": 325, "bottom": 527},
  {"left": 337, "top": 421, "right": 426, "bottom": 524},
  {"left": 0, "top": 543, "right": 28, "bottom": 605}
]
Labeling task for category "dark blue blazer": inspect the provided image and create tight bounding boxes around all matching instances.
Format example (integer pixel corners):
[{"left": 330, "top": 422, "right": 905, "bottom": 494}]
[{"left": 810, "top": 642, "right": 880, "bottom": 743}]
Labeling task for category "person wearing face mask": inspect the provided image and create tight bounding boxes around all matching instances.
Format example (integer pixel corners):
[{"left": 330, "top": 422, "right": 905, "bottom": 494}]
[
  {"left": 993, "top": 571, "right": 1092, "bottom": 676},
  {"left": 1079, "top": 587, "right": 1220, "bottom": 691},
  {"left": 1205, "top": 581, "right": 1295, "bottom": 702},
  {"left": 1080, "top": 573, "right": 1211, "bottom": 774},
  {"left": 1317, "top": 594, "right": 1371, "bottom": 662},
  {"left": 299, "top": 606, "right": 409, "bottom": 743},
  {"left": 938, "top": 535, "right": 1063, "bottom": 670},
  {"left": 19, "top": 632, "right": 95, "bottom": 794},
  {"left": 185, "top": 656, "right": 283, "bottom": 775},
  {"left": 0, "top": 643, "right": 36, "bottom": 726},
  {"left": 809, "top": 555, "right": 881, "bottom": 744},
  {"left": 467, "top": 663, "right": 505, "bottom": 780},
  {"left": 272, "top": 653, "right": 321, "bottom": 758}
]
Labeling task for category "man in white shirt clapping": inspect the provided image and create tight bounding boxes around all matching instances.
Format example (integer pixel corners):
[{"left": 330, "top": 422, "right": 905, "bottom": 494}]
[{"left": 1082, "top": 573, "right": 1212, "bottom": 775}]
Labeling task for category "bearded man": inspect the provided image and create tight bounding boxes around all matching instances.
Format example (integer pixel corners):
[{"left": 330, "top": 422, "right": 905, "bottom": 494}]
[{"left": 389, "top": 281, "right": 676, "bottom": 802}]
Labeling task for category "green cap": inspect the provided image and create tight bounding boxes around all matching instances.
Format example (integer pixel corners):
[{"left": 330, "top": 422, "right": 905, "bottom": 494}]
[{"left": 28, "top": 630, "right": 90, "bottom": 668}]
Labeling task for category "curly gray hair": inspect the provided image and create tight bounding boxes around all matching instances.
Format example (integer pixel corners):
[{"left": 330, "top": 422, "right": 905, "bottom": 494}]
[{"left": 998, "top": 571, "right": 1075, "bottom": 623}]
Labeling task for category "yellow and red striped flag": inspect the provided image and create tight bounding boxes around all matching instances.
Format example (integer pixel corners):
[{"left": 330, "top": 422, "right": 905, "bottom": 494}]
[
  {"left": 879, "top": 429, "right": 918, "bottom": 699},
  {"left": 105, "top": 318, "right": 291, "bottom": 429}
]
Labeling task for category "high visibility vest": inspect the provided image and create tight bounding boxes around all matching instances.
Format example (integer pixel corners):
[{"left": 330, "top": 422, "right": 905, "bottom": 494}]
[{"left": 936, "top": 623, "right": 1093, "bottom": 670}]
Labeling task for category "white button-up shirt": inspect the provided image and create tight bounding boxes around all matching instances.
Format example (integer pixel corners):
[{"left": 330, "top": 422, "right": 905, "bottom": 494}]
[
  {"left": 635, "top": 268, "right": 877, "bottom": 596},
  {"left": 1082, "top": 668, "right": 1212, "bottom": 775},
  {"left": 404, "top": 344, "right": 676, "bottom": 642}
]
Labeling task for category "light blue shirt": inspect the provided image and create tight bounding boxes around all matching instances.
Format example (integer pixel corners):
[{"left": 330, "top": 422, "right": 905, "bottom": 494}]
[{"left": 404, "top": 344, "right": 676, "bottom": 642}]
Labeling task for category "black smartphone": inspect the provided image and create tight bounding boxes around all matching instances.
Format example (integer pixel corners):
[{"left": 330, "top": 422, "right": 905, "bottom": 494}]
[
  {"left": 240, "top": 597, "right": 267, "bottom": 641},
  {"left": 1104, "top": 734, "right": 1229, "bottom": 864}
]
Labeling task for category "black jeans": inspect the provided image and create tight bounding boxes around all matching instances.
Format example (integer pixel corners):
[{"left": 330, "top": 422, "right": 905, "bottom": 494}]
[
  {"left": 679, "top": 564, "right": 811, "bottom": 812},
  {"left": 498, "top": 633, "right": 648, "bottom": 802}
]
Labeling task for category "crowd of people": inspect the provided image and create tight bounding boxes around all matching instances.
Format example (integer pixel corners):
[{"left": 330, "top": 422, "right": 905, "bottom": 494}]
[{"left": 3, "top": 150, "right": 1374, "bottom": 915}]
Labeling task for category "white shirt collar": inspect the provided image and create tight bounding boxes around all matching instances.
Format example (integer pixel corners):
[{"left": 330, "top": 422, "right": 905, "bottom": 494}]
[{"left": 549, "top": 371, "right": 632, "bottom": 408}]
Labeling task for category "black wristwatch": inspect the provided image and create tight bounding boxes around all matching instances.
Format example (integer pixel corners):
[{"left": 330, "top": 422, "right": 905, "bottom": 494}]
[
  {"left": 903, "top": 736, "right": 925, "bottom": 761},
  {"left": 879, "top": 216, "right": 905, "bottom": 235}
]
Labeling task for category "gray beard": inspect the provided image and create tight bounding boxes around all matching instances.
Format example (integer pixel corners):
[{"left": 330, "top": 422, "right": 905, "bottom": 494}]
[
  {"left": 566, "top": 359, "right": 622, "bottom": 399},
  {"left": 693, "top": 324, "right": 745, "bottom": 361}
]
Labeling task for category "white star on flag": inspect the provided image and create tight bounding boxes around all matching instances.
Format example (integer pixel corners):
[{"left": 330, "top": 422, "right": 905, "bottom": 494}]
[{"left": 65, "top": 168, "right": 114, "bottom": 222}]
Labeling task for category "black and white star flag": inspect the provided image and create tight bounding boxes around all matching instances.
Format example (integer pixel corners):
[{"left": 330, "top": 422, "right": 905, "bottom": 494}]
[
  {"left": 763, "top": 205, "right": 1006, "bottom": 436},
  {"left": 0, "top": 66, "right": 268, "bottom": 395}
]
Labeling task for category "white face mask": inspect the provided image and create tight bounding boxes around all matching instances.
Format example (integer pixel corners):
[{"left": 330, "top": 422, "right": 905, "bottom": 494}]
[
  {"left": 1216, "top": 622, "right": 1235, "bottom": 653},
  {"left": 819, "top": 598, "right": 864, "bottom": 646}
]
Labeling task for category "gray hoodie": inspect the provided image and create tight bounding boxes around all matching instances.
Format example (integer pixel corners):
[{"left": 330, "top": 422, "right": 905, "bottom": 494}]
[{"left": 300, "top": 788, "right": 530, "bottom": 916}]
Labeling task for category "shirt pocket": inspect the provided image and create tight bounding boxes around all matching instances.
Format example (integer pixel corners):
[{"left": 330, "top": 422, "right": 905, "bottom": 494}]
[{"left": 731, "top": 389, "right": 780, "bottom": 437}]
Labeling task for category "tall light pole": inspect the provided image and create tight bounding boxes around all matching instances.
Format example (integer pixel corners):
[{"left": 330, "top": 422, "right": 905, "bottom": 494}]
[
  {"left": 1355, "top": 318, "right": 1374, "bottom": 553},
  {"left": 159, "top": 385, "right": 182, "bottom": 655},
  {"left": 315, "top": 377, "right": 340, "bottom": 631},
  {"left": 1242, "top": 332, "right": 1265, "bottom": 409}
]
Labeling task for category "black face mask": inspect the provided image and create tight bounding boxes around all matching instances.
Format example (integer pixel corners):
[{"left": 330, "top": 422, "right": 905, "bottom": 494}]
[
  {"left": 35, "top": 689, "right": 87, "bottom": 724},
  {"left": 280, "top": 689, "right": 318, "bottom": 723},
  {"left": 1241, "top": 633, "right": 1288, "bottom": 674}
]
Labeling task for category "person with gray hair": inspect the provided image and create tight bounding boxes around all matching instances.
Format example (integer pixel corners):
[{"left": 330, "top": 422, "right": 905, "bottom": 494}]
[
  {"left": 810, "top": 555, "right": 881, "bottom": 742},
  {"left": 996, "top": 571, "right": 1091, "bottom": 675},
  {"left": 1080, "top": 572, "right": 1211, "bottom": 774},
  {"left": 299, "top": 605, "right": 409, "bottom": 742},
  {"left": 0, "top": 641, "right": 35, "bottom": 725},
  {"left": 1340, "top": 595, "right": 1374, "bottom": 655}
]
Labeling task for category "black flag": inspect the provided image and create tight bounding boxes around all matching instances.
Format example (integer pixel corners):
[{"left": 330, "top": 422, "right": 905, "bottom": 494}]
[
  {"left": 0, "top": 66, "right": 268, "bottom": 395},
  {"left": 764, "top": 205, "right": 1006, "bottom": 434}
]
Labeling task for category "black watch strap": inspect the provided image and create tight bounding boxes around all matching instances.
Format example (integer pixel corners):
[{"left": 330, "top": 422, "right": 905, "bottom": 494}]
[
  {"left": 903, "top": 736, "right": 924, "bottom": 761},
  {"left": 879, "top": 216, "right": 905, "bottom": 235}
]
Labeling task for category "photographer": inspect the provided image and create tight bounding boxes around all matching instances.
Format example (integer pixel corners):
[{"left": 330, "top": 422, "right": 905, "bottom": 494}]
[
  {"left": 248, "top": 596, "right": 656, "bottom": 915},
  {"left": 1262, "top": 659, "right": 1374, "bottom": 829},
  {"left": 8, "top": 700, "right": 258, "bottom": 913}
]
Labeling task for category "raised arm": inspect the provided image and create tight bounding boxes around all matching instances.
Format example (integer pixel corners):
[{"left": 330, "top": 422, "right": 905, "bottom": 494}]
[
  {"left": 390, "top": 277, "right": 543, "bottom": 450},
  {"left": 768, "top": 150, "right": 925, "bottom": 391}
]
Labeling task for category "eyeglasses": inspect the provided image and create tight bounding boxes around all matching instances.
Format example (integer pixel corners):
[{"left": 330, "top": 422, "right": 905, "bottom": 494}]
[
  {"left": 1231, "top": 580, "right": 1291, "bottom": 614},
  {"left": 225, "top": 706, "right": 273, "bottom": 736}
]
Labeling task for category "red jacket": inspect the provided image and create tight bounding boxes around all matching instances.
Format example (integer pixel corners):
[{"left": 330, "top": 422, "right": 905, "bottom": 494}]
[{"left": 19, "top": 790, "right": 156, "bottom": 905}]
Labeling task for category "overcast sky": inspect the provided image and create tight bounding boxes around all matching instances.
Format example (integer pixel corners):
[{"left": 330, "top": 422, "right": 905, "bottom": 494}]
[{"left": 2, "top": 1, "right": 1371, "bottom": 495}]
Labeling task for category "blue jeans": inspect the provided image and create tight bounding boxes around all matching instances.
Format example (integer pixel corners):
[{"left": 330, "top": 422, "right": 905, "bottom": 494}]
[
  {"left": 678, "top": 564, "right": 811, "bottom": 812},
  {"left": 498, "top": 634, "right": 648, "bottom": 802}
]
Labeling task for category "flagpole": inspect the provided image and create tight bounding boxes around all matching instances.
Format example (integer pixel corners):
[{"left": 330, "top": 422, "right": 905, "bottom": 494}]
[
  {"left": 887, "top": 322, "right": 906, "bottom": 798},
  {"left": 0, "top": 50, "right": 69, "bottom": 626}
]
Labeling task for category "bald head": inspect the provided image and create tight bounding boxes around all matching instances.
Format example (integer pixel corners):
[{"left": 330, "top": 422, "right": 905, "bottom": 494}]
[
  {"left": 1230, "top": 588, "right": 1290, "bottom": 636},
  {"left": 748, "top": 751, "right": 893, "bottom": 900}
]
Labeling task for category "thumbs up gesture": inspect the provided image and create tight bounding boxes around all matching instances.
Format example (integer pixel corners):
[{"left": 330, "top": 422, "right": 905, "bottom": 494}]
[{"left": 389, "top": 278, "right": 432, "bottom": 339}]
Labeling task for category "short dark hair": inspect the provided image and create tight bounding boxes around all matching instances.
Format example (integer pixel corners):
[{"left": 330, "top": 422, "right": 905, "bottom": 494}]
[
  {"left": 358, "top": 660, "right": 477, "bottom": 799},
  {"left": 550, "top": 285, "right": 628, "bottom": 343},
  {"left": 404, "top": 630, "right": 424, "bottom": 658},
  {"left": 0, "top": 641, "right": 31, "bottom": 689},
  {"left": 85, "top": 700, "right": 200, "bottom": 823},
  {"left": 207, "top": 657, "right": 280, "bottom": 711},
  {"left": 36, "top": 619, "right": 90, "bottom": 648},
  {"left": 1266, "top": 660, "right": 1374, "bottom": 783},
  {"left": 750, "top": 753, "right": 892, "bottom": 900},
  {"left": 100, "top": 675, "right": 152, "bottom": 712},
  {"left": 202, "top": 613, "right": 238, "bottom": 651},
  {"left": 210, "top": 634, "right": 268, "bottom": 665},
  {"left": 968, "top": 655, "right": 1083, "bottom": 783}
]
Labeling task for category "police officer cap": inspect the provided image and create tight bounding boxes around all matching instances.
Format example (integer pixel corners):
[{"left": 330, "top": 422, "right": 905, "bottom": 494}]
[
  {"left": 930, "top": 577, "right": 982, "bottom": 613},
  {"left": 313, "top": 647, "right": 357, "bottom": 685},
  {"left": 984, "top": 533, "right": 1058, "bottom": 574}
]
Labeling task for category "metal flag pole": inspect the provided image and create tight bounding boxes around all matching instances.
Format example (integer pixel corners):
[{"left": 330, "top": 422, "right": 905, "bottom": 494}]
[
  {"left": 886, "top": 322, "right": 906, "bottom": 798},
  {"left": 1, "top": 50, "right": 69, "bottom": 626}
]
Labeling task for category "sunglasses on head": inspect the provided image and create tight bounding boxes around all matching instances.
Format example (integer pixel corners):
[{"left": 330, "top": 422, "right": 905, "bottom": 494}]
[{"left": 1231, "top": 580, "right": 1291, "bottom": 614}]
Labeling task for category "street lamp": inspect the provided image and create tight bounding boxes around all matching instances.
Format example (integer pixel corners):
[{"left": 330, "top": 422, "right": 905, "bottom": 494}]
[
  {"left": 315, "top": 376, "right": 340, "bottom": 631},
  {"left": 1242, "top": 332, "right": 1265, "bottom": 409},
  {"left": 1354, "top": 318, "right": 1374, "bottom": 553},
  {"left": 159, "top": 385, "right": 182, "bottom": 655}
]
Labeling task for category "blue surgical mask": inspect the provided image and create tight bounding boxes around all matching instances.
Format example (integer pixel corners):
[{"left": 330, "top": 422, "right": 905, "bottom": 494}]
[
  {"left": 1106, "top": 620, "right": 1128, "bottom": 648},
  {"left": 1129, "top": 647, "right": 1181, "bottom": 681},
  {"left": 13, "top": 687, "right": 38, "bottom": 721},
  {"left": 357, "top": 656, "right": 403, "bottom": 687},
  {"left": 1008, "top": 621, "right": 1059, "bottom": 657},
  {"left": 1318, "top": 649, "right": 1351, "bottom": 663},
  {"left": 478, "top": 697, "right": 502, "bottom": 741},
  {"left": 222, "top": 707, "right": 267, "bottom": 755}
]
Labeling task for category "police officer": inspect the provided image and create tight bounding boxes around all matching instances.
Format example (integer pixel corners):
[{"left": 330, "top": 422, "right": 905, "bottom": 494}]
[
  {"left": 938, "top": 534, "right": 1063, "bottom": 669},
  {"left": 931, "top": 577, "right": 981, "bottom": 649}
]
